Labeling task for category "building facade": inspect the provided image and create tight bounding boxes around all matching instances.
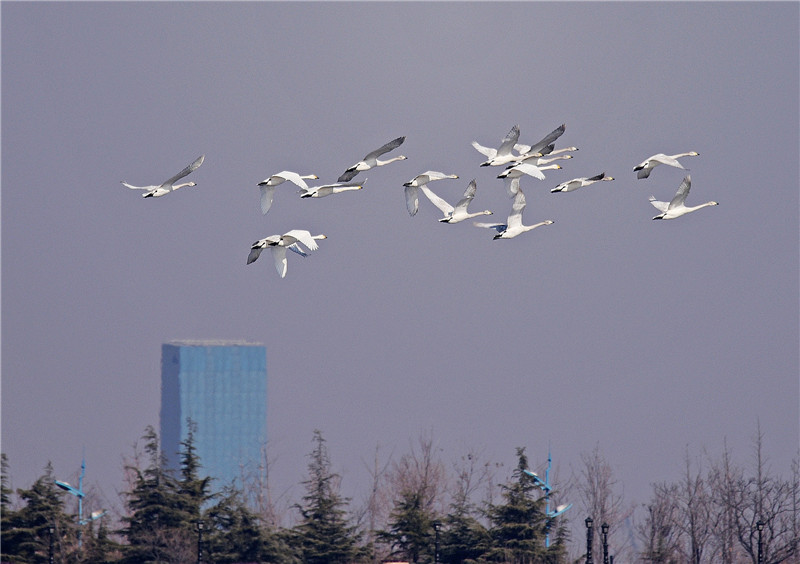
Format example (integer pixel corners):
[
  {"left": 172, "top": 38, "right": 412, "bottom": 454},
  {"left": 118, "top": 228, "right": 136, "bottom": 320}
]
[{"left": 160, "top": 340, "right": 267, "bottom": 490}]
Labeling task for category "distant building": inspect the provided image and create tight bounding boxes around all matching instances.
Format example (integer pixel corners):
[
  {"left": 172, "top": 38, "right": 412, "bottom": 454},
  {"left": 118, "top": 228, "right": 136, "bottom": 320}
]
[{"left": 160, "top": 340, "right": 267, "bottom": 490}]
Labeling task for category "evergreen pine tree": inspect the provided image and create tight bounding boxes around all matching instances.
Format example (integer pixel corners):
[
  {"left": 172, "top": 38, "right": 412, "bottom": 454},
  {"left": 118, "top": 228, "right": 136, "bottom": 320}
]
[
  {"left": 1, "top": 462, "right": 75, "bottom": 564},
  {"left": 205, "top": 485, "right": 299, "bottom": 564},
  {"left": 293, "top": 430, "right": 365, "bottom": 564},
  {"left": 119, "top": 426, "right": 190, "bottom": 564},
  {"left": 482, "top": 448, "right": 549, "bottom": 564},
  {"left": 440, "top": 471, "right": 490, "bottom": 564},
  {"left": 175, "top": 419, "right": 212, "bottom": 527},
  {"left": 378, "top": 489, "right": 436, "bottom": 563}
]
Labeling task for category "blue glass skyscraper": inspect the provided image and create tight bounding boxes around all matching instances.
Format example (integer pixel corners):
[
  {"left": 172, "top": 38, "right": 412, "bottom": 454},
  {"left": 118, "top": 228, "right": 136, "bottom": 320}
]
[{"left": 160, "top": 340, "right": 267, "bottom": 490}]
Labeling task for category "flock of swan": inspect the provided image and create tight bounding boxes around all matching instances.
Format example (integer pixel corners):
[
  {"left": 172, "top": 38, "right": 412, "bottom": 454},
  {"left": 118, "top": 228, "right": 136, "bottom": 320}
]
[{"left": 120, "top": 124, "right": 718, "bottom": 278}]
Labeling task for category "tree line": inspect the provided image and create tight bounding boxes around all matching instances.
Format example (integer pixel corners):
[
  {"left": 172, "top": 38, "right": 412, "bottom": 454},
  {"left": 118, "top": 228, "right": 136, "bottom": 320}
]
[{"left": 1, "top": 424, "right": 797, "bottom": 563}]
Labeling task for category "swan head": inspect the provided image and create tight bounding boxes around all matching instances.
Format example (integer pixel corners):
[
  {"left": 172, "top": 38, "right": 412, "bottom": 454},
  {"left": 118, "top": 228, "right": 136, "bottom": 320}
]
[
  {"left": 481, "top": 210, "right": 493, "bottom": 216},
  {"left": 543, "top": 220, "right": 554, "bottom": 225},
  {"left": 603, "top": 176, "right": 614, "bottom": 181},
  {"left": 689, "top": 151, "right": 699, "bottom": 156}
]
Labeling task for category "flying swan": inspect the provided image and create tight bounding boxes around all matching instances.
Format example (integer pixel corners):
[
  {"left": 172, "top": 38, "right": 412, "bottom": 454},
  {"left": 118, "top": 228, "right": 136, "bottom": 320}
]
[
  {"left": 471, "top": 125, "right": 524, "bottom": 167},
  {"left": 513, "top": 123, "right": 568, "bottom": 158},
  {"left": 403, "top": 171, "right": 459, "bottom": 216},
  {"left": 256, "top": 171, "right": 318, "bottom": 214},
  {"left": 121, "top": 154, "right": 205, "bottom": 198},
  {"left": 474, "top": 188, "right": 554, "bottom": 239},
  {"left": 247, "top": 229, "right": 327, "bottom": 278},
  {"left": 299, "top": 180, "right": 365, "bottom": 198},
  {"left": 338, "top": 136, "right": 407, "bottom": 182},
  {"left": 419, "top": 179, "right": 492, "bottom": 223},
  {"left": 649, "top": 175, "right": 718, "bottom": 220},
  {"left": 633, "top": 151, "right": 699, "bottom": 179},
  {"left": 551, "top": 172, "right": 614, "bottom": 193}
]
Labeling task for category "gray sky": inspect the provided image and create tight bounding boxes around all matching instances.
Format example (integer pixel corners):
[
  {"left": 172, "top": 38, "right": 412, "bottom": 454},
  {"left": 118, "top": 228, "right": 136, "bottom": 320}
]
[{"left": 2, "top": 0, "right": 798, "bottom": 528}]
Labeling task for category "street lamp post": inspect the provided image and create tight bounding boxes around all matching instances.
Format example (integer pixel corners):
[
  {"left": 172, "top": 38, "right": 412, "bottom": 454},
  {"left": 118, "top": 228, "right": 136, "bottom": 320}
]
[
  {"left": 433, "top": 521, "right": 441, "bottom": 564},
  {"left": 197, "top": 520, "right": 204, "bottom": 564},
  {"left": 48, "top": 523, "right": 55, "bottom": 564},
  {"left": 585, "top": 517, "right": 594, "bottom": 564},
  {"left": 756, "top": 520, "right": 764, "bottom": 564},
  {"left": 54, "top": 457, "right": 107, "bottom": 549},
  {"left": 523, "top": 448, "right": 572, "bottom": 548},
  {"left": 601, "top": 522, "right": 609, "bottom": 564}
]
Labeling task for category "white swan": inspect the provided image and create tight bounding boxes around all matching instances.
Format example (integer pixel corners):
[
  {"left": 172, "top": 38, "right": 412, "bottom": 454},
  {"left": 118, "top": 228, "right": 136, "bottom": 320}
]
[
  {"left": 122, "top": 154, "right": 205, "bottom": 198},
  {"left": 497, "top": 162, "right": 564, "bottom": 197},
  {"left": 471, "top": 125, "right": 523, "bottom": 167},
  {"left": 419, "top": 179, "right": 492, "bottom": 223},
  {"left": 474, "top": 188, "right": 554, "bottom": 239},
  {"left": 256, "top": 171, "right": 318, "bottom": 214},
  {"left": 498, "top": 160, "right": 565, "bottom": 182},
  {"left": 403, "top": 171, "right": 459, "bottom": 216},
  {"left": 247, "top": 229, "right": 327, "bottom": 278},
  {"left": 634, "top": 151, "right": 699, "bottom": 179},
  {"left": 513, "top": 123, "right": 567, "bottom": 157},
  {"left": 513, "top": 147, "right": 578, "bottom": 163},
  {"left": 650, "top": 175, "right": 718, "bottom": 220},
  {"left": 551, "top": 172, "right": 614, "bottom": 193},
  {"left": 338, "top": 136, "right": 406, "bottom": 182},
  {"left": 299, "top": 180, "right": 365, "bottom": 198}
]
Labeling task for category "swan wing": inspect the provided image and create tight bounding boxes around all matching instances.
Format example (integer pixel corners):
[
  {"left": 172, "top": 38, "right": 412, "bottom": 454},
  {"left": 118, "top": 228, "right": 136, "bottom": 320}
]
[
  {"left": 652, "top": 153, "right": 686, "bottom": 169},
  {"left": 420, "top": 171, "right": 452, "bottom": 182},
  {"left": 259, "top": 185, "right": 276, "bottom": 214},
  {"left": 526, "top": 123, "right": 566, "bottom": 157},
  {"left": 364, "top": 136, "right": 405, "bottom": 160},
  {"left": 453, "top": 179, "right": 477, "bottom": 213},
  {"left": 507, "top": 189, "right": 526, "bottom": 229},
  {"left": 247, "top": 246, "right": 264, "bottom": 265},
  {"left": 668, "top": 175, "right": 692, "bottom": 209},
  {"left": 271, "top": 247, "right": 289, "bottom": 278},
  {"left": 121, "top": 181, "right": 151, "bottom": 191},
  {"left": 512, "top": 162, "right": 546, "bottom": 180},
  {"left": 283, "top": 229, "right": 319, "bottom": 251},
  {"left": 419, "top": 184, "right": 454, "bottom": 215},
  {"left": 287, "top": 243, "right": 308, "bottom": 257},
  {"left": 471, "top": 140, "right": 496, "bottom": 158},
  {"left": 161, "top": 154, "right": 205, "bottom": 188},
  {"left": 337, "top": 168, "right": 359, "bottom": 182},
  {"left": 496, "top": 124, "right": 521, "bottom": 156},
  {"left": 586, "top": 172, "right": 608, "bottom": 182},
  {"left": 474, "top": 222, "right": 507, "bottom": 233},
  {"left": 276, "top": 171, "right": 310, "bottom": 189},
  {"left": 503, "top": 176, "right": 521, "bottom": 197},
  {"left": 648, "top": 196, "right": 669, "bottom": 213},
  {"left": 405, "top": 185, "right": 419, "bottom": 216}
]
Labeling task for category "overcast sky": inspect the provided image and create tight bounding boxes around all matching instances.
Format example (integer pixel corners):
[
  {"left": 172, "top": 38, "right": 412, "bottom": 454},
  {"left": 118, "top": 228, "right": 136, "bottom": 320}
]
[{"left": 2, "top": 0, "right": 798, "bottom": 532}]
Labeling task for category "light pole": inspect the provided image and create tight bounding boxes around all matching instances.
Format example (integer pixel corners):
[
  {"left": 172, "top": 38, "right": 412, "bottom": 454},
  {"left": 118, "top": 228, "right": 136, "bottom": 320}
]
[
  {"left": 756, "top": 520, "right": 764, "bottom": 564},
  {"left": 48, "top": 523, "right": 55, "bottom": 564},
  {"left": 523, "top": 448, "right": 572, "bottom": 548},
  {"left": 433, "top": 520, "right": 441, "bottom": 564},
  {"left": 196, "top": 520, "right": 204, "bottom": 564},
  {"left": 55, "top": 457, "right": 106, "bottom": 548},
  {"left": 601, "top": 522, "right": 609, "bottom": 564},
  {"left": 585, "top": 517, "right": 594, "bottom": 564}
]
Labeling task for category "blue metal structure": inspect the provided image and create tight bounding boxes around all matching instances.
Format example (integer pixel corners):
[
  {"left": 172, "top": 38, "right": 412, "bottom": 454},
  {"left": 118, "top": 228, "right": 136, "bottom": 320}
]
[
  {"left": 524, "top": 448, "right": 572, "bottom": 547},
  {"left": 160, "top": 340, "right": 267, "bottom": 491},
  {"left": 54, "top": 458, "right": 105, "bottom": 546}
]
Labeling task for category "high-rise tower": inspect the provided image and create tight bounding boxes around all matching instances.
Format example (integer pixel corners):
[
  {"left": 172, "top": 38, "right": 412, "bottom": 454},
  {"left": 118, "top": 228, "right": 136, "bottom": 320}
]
[{"left": 160, "top": 340, "right": 267, "bottom": 489}]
